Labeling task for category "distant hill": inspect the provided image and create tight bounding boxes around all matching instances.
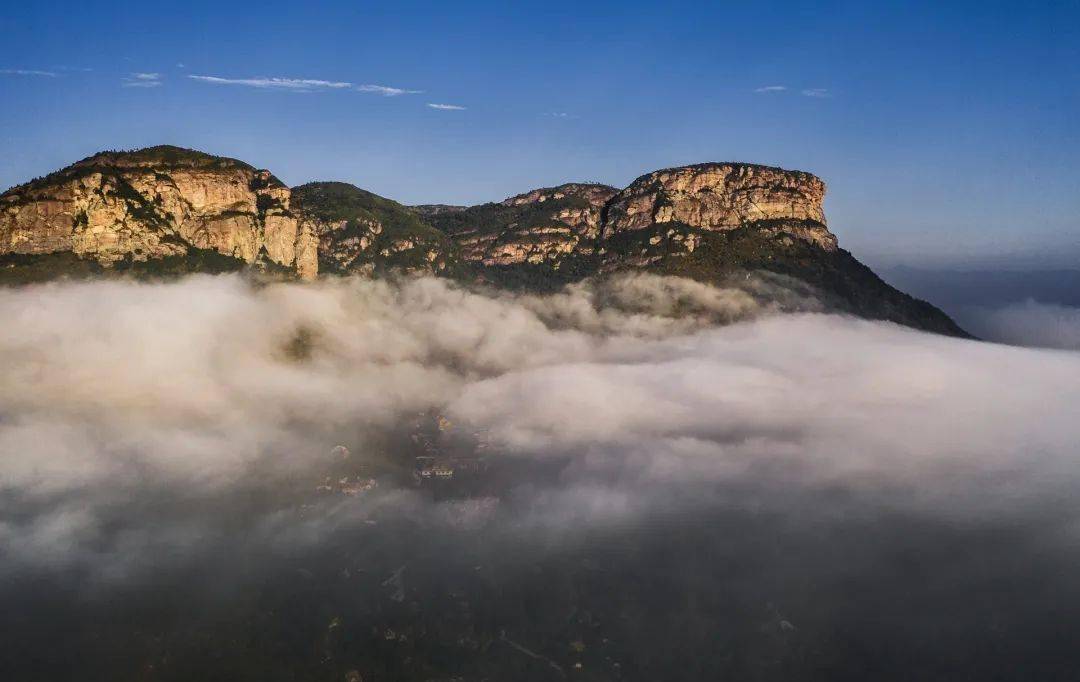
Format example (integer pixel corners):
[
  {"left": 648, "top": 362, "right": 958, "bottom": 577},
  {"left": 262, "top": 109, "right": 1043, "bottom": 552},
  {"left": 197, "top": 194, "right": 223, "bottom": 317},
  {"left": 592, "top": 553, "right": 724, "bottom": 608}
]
[{"left": 881, "top": 266, "right": 1080, "bottom": 309}]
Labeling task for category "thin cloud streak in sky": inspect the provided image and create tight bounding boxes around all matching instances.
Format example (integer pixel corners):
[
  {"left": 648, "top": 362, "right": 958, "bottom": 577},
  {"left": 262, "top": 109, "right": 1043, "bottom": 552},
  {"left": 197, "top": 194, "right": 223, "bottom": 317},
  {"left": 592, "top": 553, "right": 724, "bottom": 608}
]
[
  {"left": 1, "top": 69, "right": 57, "bottom": 77},
  {"left": 428, "top": 103, "right": 466, "bottom": 110},
  {"left": 188, "top": 75, "right": 353, "bottom": 91},
  {"left": 802, "top": 88, "right": 830, "bottom": 97},
  {"left": 357, "top": 84, "right": 422, "bottom": 96},
  {"left": 754, "top": 85, "right": 786, "bottom": 93},
  {"left": 122, "top": 72, "right": 162, "bottom": 88}
]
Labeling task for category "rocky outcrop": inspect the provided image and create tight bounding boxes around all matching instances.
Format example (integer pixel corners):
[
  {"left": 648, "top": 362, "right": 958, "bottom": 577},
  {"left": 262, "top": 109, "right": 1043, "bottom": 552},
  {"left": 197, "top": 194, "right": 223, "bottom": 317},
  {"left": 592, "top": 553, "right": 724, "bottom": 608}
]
[
  {"left": 602, "top": 163, "right": 832, "bottom": 248},
  {"left": 0, "top": 146, "right": 317, "bottom": 279},
  {"left": 425, "top": 183, "right": 617, "bottom": 270}
]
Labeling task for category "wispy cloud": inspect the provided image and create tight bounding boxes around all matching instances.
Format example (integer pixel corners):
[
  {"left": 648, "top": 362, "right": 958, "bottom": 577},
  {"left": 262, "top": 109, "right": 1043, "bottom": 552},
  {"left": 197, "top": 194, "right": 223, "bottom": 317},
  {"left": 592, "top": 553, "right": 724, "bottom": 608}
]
[
  {"left": 427, "top": 103, "right": 466, "bottom": 111},
  {"left": 754, "top": 85, "right": 786, "bottom": 93},
  {"left": 188, "top": 75, "right": 352, "bottom": 91},
  {"left": 0, "top": 69, "right": 57, "bottom": 77},
  {"left": 802, "top": 88, "right": 830, "bottom": 98},
  {"left": 356, "top": 84, "right": 422, "bottom": 96},
  {"left": 188, "top": 74, "right": 427, "bottom": 98},
  {"left": 122, "top": 72, "right": 163, "bottom": 88},
  {"left": 542, "top": 112, "right": 578, "bottom": 120}
]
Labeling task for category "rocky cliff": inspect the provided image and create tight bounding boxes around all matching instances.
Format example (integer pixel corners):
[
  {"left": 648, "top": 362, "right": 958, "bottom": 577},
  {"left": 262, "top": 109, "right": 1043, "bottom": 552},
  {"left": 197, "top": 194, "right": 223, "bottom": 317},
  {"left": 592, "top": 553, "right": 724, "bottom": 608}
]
[
  {"left": 0, "top": 146, "right": 317, "bottom": 279},
  {"left": 602, "top": 163, "right": 835, "bottom": 249},
  {"left": 0, "top": 146, "right": 967, "bottom": 336}
]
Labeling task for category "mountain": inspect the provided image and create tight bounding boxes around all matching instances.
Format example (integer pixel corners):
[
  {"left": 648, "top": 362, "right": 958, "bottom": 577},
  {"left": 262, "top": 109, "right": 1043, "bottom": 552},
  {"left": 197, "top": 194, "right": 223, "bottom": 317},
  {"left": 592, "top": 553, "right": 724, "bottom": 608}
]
[
  {"left": 420, "top": 163, "right": 966, "bottom": 336},
  {"left": 291, "top": 182, "right": 466, "bottom": 278},
  {"left": 0, "top": 146, "right": 967, "bottom": 336},
  {"left": 0, "top": 146, "right": 318, "bottom": 281}
]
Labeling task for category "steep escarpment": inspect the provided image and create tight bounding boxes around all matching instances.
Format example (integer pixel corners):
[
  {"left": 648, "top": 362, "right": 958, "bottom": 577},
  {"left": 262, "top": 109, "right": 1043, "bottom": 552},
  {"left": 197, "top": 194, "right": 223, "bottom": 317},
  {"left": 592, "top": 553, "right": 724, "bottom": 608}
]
[
  {"left": 606, "top": 163, "right": 824, "bottom": 227},
  {"left": 0, "top": 146, "right": 318, "bottom": 280},
  {"left": 601, "top": 163, "right": 835, "bottom": 249},
  {"left": 0, "top": 146, "right": 967, "bottom": 336}
]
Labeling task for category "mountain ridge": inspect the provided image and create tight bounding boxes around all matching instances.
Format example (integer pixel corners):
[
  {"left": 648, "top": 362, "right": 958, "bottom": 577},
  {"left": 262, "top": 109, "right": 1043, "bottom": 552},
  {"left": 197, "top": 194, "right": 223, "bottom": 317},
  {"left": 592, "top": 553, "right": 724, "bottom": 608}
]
[{"left": 0, "top": 146, "right": 968, "bottom": 336}]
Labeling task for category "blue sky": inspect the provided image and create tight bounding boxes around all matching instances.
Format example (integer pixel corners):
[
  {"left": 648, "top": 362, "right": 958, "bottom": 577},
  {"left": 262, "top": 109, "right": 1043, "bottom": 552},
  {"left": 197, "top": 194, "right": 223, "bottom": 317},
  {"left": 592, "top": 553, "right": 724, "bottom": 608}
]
[{"left": 1, "top": 0, "right": 1077, "bottom": 268}]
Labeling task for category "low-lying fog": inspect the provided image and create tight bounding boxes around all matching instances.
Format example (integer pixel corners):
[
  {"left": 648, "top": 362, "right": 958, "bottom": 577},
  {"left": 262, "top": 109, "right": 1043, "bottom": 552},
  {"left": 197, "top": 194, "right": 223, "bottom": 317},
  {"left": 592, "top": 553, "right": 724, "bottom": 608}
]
[{"left": 2, "top": 274, "right": 1078, "bottom": 681}]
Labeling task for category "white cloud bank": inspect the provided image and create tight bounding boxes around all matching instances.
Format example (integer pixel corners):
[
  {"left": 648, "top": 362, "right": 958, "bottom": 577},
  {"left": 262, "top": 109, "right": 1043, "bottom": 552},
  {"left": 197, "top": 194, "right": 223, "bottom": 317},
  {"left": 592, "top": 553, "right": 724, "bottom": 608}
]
[
  {"left": 427, "top": 103, "right": 466, "bottom": 110},
  {"left": 0, "top": 274, "right": 1077, "bottom": 576}
]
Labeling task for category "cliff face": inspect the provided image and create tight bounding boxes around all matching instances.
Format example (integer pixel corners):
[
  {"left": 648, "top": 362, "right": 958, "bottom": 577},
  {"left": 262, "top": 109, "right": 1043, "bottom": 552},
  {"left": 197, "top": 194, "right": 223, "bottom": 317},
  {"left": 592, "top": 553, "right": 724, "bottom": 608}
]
[
  {"left": 604, "top": 163, "right": 826, "bottom": 234},
  {"left": 0, "top": 146, "right": 318, "bottom": 279},
  {"left": 602, "top": 163, "right": 835, "bottom": 250}
]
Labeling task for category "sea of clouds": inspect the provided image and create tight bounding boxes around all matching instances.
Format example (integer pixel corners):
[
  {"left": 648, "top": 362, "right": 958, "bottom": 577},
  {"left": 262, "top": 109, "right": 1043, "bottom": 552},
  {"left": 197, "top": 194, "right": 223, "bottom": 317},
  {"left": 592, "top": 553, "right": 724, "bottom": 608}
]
[
  {"left": 1, "top": 273, "right": 1079, "bottom": 678},
  {"left": 0, "top": 273, "right": 1076, "bottom": 574}
]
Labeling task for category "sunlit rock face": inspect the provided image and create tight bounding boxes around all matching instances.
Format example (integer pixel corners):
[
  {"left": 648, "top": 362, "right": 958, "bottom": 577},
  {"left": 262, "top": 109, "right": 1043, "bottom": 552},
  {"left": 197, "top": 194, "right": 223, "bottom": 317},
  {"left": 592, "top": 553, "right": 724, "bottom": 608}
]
[
  {"left": 602, "top": 162, "right": 834, "bottom": 250},
  {"left": 0, "top": 146, "right": 318, "bottom": 278}
]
